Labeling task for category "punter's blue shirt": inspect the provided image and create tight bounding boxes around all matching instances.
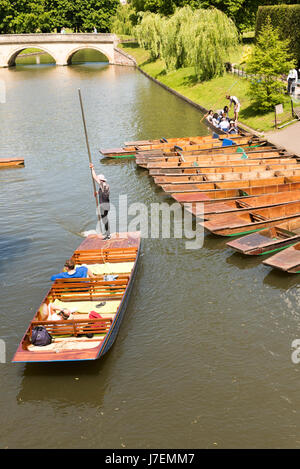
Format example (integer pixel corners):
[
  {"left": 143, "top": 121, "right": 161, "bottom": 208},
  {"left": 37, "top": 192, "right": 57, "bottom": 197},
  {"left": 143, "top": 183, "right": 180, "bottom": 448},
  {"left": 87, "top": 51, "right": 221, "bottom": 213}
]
[{"left": 51, "top": 266, "right": 88, "bottom": 281}]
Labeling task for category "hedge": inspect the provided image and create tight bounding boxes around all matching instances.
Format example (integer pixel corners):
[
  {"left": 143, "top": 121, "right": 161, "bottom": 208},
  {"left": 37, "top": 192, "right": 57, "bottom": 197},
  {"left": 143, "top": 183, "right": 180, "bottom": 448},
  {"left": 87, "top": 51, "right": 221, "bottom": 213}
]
[{"left": 256, "top": 5, "right": 300, "bottom": 65}]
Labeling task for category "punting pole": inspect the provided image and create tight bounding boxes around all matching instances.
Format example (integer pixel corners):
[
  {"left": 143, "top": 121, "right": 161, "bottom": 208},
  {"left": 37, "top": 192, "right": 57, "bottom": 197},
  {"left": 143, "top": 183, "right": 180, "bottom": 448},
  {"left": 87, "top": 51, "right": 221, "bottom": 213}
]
[{"left": 78, "top": 88, "right": 102, "bottom": 231}]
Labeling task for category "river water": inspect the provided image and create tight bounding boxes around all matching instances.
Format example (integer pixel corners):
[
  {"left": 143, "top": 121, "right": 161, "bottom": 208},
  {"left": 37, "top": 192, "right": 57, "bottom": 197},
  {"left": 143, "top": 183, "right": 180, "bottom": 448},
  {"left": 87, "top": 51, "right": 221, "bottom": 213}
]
[{"left": 0, "top": 55, "right": 300, "bottom": 449}]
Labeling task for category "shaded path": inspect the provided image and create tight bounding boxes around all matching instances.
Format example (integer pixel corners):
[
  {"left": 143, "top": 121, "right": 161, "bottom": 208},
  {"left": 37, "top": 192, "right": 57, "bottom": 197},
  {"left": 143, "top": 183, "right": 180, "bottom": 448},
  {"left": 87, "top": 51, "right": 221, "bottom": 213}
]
[{"left": 266, "top": 121, "right": 300, "bottom": 157}]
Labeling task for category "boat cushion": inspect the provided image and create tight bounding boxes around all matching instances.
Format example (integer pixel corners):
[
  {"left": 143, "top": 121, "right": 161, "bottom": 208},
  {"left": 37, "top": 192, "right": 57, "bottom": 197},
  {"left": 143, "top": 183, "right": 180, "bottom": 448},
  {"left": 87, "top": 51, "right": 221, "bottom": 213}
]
[
  {"left": 28, "top": 338, "right": 103, "bottom": 352},
  {"left": 77, "top": 262, "right": 134, "bottom": 275},
  {"left": 52, "top": 299, "right": 120, "bottom": 314},
  {"left": 222, "top": 138, "right": 235, "bottom": 147}
]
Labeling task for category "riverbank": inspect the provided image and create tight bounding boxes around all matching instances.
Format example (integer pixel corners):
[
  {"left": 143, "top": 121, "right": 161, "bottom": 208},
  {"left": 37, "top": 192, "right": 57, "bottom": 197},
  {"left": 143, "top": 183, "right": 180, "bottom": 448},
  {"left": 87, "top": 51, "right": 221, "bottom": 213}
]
[{"left": 120, "top": 42, "right": 295, "bottom": 133}]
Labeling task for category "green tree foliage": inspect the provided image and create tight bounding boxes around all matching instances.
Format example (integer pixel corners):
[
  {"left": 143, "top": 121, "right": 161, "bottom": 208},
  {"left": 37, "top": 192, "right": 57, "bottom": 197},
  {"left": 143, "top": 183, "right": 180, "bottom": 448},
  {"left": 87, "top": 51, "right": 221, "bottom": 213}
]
[
  {"left": 110, "top": 3, "right": 138, "bottom": 35},
  {"left": 135, "top": 11, "right": 162, "bottom": 60},
  {"left": 135, "top": 6, "right": 239, "bottom": 80},
  {"left": 0, "top": 0, "right": 119, "bottom": 33},
  {"left": 256, "top": 4, "right": 300, "bottom": 65},
  {"left": 130, "top": 0, "right": 297, "bottom": 31},
  {"left": 0, "top": 0, "right": 14, "bottom": 33},
  {"left": 246, "top": 17, "right": 295, "bottom": 111}
]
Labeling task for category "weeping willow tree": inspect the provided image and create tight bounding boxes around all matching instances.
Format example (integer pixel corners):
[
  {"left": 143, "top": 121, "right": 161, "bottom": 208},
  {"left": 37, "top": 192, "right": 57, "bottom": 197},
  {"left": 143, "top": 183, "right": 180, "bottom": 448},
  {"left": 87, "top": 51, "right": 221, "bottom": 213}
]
[
  {"left": 160, "top": 7, "right": 192, "bottom": 70},
  {"left": 135, "top": 6, "right": 239, "bottom": 80},
  {"left": 188, "top": 8, "right": 239, "bottom": 80},
  {"left": 134, "top": 12, "right": 163, "bottom": 60},
  {"left": 110, "top": 4, "right": 137, "bottom": 36}
]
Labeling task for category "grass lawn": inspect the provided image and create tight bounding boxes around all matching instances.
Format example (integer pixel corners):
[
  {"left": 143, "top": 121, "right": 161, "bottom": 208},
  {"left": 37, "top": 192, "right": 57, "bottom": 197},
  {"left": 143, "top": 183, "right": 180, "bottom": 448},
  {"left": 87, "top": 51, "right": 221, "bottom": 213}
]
[{"left": 121, "top": 42, "right": 294, "bottom": 133}]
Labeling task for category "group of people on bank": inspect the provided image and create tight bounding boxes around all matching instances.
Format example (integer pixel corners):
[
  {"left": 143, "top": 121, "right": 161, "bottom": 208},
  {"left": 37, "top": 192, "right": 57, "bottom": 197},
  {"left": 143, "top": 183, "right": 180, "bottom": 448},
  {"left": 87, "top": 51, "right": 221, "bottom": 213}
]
[{"left": 206, "top": 94, "right": 240, "bottom": 134}]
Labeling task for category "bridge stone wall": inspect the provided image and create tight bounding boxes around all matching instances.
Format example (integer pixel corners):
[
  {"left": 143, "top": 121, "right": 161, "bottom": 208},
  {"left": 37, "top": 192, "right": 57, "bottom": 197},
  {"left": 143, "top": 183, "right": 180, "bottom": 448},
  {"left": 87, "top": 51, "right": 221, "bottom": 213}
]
[
  {"left": 0, "top": 33, "right": 135, "bottom": 67},
  {"left": 113, "top": 47, "right": 136, "bottom": 67}
]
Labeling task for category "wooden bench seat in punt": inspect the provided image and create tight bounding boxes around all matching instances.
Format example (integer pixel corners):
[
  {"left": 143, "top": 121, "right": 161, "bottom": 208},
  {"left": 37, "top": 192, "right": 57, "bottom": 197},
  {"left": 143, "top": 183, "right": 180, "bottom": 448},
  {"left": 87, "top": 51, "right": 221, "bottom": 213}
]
[
  {"left": 49, "top": 278, "right": 128, "bottom": 302},
  {"left": 73, "top": 248, "right": 138, "bottom": 264},
  {"left": 29, "top": 318, "right": 113, "bottom": 338}
]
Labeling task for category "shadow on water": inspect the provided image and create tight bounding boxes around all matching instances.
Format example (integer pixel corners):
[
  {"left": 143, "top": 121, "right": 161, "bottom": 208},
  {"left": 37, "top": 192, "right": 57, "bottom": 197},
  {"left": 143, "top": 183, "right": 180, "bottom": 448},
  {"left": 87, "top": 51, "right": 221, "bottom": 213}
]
[
  {"left": 12, "top": 64, "right": 56, "bottom": 73},
  {"left": 202, "top": 233, "right": 229, "bottom": 251},
  {"left": 17, "top": 351, "right": 112, "bottom": 407},
  {"left": 99, "top": 157, "right": 135, "bottom": 167},
  {"left": 263, "top": 268, "right": 300, "bottom": 290},
  {"left": 0, "top": 236, "right": 31, "bottom": 274},
  {"left": 69, "top": 63, "right": 109, "bottom": 74},
  {"left": 225, "top": 251, "right": 265, "bottom": 270}
]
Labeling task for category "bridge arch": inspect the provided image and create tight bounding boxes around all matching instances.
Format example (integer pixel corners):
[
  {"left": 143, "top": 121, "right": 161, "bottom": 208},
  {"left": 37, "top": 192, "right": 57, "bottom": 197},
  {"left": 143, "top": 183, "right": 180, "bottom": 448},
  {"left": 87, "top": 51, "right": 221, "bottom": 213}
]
[
  {"left": 7, "top": 46, "right": 57, "bottom": 67},
  {"left": 66, "top": 46, "right": 111, "bottom": 65}
]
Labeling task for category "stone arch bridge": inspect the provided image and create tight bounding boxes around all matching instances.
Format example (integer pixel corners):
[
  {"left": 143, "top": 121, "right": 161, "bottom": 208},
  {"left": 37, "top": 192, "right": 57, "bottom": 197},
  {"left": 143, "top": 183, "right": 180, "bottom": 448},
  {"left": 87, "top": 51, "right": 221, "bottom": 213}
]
[{"left": 0, "top": 33, "right": 136, "bottom": 67}]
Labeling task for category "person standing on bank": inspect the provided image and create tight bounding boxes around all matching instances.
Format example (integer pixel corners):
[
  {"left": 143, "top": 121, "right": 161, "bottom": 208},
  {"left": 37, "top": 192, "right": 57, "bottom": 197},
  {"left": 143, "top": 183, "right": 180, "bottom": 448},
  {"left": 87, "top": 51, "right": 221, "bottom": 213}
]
[
  {"left": 226, "top": 95, "right": 240, "bottom": 123},
  {"left": 287, "top": 68, "right": 298, "bottom": 95},
  {"left": 89, "top": 163, "right": 111, "bottom": 240}
]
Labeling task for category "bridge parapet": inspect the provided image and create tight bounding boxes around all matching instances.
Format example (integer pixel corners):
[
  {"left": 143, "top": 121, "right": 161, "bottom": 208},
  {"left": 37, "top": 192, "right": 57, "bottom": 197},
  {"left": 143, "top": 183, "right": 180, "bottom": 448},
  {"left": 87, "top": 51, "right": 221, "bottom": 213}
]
[{"left": 0, "top": 33, "right": 118, "bottom": 45}]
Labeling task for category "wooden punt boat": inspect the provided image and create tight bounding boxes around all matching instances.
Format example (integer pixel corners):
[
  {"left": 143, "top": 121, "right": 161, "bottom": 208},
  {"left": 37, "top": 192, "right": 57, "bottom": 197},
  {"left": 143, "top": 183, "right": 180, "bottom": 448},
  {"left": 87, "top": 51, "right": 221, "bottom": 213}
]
[
  {"left": 0, "top": 157, "right": 24, "bottom": 168},
  {"left": 135, "top": 140, "right": 271, "bottom": 157},
  {"left": 125, "top": 136, "right": 215, "bottom": 147},
  {"left": 135, "top": 146, "right": 284, "bottom": 166},
  {"left": 185, "top": 190, "right": 300, "bottom": 216},
  {"left": 153, "top": 169, "right": 300, "bottom": 186},
  {"left": 145, "top": 154, "right": 294, "bottom": 169},
  {"left": 262, "top": 242, "right": 300, "bottom": 272},
  {"left": 199, "top": 201, "right": 300, "bottom": 236},
  {"left": 171, "top": 180, "right": 300, "bottom": 203},
  {"left": 148, "top": 161, "right": 298, "bottom": 176},
  {"left": 123, "top": 132, "right": 250, "bottom": 147},
  {"left": 161, "top": 176, "right": 289, "bottom": 193},
  {"left": 12, "top": 232, "right": 140, "bottom": 363},
  {"left": 100, "top": 136, "right": 258, "bottom": 158},
  {"left": 226, "top": 218, "right": 300, "bottom": 256}
]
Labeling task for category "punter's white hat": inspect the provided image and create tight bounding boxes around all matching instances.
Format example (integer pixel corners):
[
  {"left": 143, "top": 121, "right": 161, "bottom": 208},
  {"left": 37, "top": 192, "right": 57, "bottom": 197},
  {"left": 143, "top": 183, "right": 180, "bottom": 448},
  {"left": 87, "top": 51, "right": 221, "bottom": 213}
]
[{"left": 98, "top": 174, "right": 107, "bottom": 181}]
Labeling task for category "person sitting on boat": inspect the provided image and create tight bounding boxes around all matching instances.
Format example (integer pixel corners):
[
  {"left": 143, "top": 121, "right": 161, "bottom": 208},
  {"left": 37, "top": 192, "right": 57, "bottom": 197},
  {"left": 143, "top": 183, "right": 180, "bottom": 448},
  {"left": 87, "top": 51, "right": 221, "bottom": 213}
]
[
  {"left": 90, "top": 163, "right": 111, "bottom": 240},
  {"left": 39, "top": 303, "right": 76, "bottom": 321},
  {"left": 228, "top": 120, "right": 238, "bottom": 134},
  {"left": 50, "top": 259, "right": 95, "bottom": 281},
  {"left": 206, "top": 110, "right": 214, "bottom": 123},
  {"left": 219, "top": 117, "right": 230, "bottom": 132},
  {"left": 212, "top": 113, "right": 220, "bottom": 128},
  {"left": 223, "top": 105, "right": 229, "bottom": 118}
]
